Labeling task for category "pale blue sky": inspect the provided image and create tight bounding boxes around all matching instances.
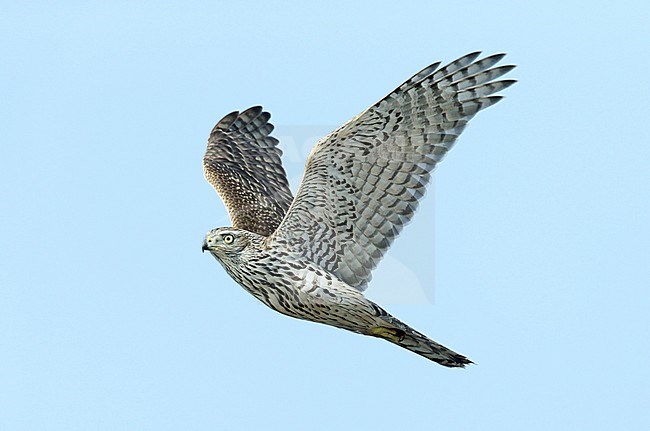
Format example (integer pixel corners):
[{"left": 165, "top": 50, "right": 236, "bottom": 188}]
[{"left": 2, "top": 1, "right": 649, "bottom": 430}]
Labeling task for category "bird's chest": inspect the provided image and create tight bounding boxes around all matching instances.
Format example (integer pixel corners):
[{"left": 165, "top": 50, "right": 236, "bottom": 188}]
[{"left": 224, "top": 255, "right": 343, "bottom": 317}]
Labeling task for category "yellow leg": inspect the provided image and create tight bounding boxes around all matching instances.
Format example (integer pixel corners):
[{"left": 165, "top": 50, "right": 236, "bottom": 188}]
[{"left": 370, "top": 327, "right": 406, "bottom": 343}]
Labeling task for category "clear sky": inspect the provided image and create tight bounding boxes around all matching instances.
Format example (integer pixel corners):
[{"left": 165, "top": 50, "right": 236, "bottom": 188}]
[{"left": 2, "top": 1, "right": 649, "bottom": 430}]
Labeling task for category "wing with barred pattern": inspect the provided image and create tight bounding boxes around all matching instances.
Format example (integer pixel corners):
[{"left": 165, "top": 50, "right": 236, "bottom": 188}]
[
  {"left": 204, "top": 106, "right": 294, "bottom": 236},
  {"left": 267, "top": 52, "right": 516, "bottom": 291}
]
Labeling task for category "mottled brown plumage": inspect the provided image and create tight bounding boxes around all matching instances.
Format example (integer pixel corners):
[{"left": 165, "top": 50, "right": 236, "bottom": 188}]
[
  {"left": 204, "top": 106, "right": 293, "bottom": 236},
  {"left": 202, "top": 52, "right": 516, "bottom": 367}
]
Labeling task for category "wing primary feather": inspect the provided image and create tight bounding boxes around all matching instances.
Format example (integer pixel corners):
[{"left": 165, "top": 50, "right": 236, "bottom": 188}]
[
  {"left": 203, "top": 107, "right": 294, "bottom": 236},
  {"left": 267, "top": 53, "right": 516, "bottom": 291}
]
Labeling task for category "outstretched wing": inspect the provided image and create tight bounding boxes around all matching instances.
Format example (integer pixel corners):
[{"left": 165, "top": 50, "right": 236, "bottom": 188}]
[
  {"left": 268, "top": 52, "right": 516, "bottom": 290},
  {"left": 204, "top": 106, "right": 294, "bottom": 236}
]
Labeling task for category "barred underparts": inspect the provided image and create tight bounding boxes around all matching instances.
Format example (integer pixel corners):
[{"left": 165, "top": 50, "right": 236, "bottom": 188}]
[{"left": 202, "top": 52, "right": 516, "bottom": 367}]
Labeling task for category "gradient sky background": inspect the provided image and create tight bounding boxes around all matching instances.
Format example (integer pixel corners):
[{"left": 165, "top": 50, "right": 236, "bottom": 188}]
[{"left": 2, "top": 1, "right": 649, "bottom": 430}]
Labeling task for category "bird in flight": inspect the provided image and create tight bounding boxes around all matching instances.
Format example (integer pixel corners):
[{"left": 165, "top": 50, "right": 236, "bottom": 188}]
[{"left": 201, "top": 52, "right": 515, "bottom": 367}]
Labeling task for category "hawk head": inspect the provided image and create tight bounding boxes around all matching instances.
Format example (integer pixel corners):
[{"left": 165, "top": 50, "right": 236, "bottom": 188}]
[{"left": 202, "top": 227, "right": 261, "bottom": 260}]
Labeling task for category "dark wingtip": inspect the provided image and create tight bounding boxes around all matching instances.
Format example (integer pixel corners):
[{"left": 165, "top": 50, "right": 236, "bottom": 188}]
[
  {"left": 486, "top": 52, "right": 507, "bottom": 60},
  {"left": 242, "top": 105, "right": 264, "bottom": 117},
  {"left": 210, "top": 110, "right": 239, "bottom": 135},
  {"left": 209, "top": 106, "right": 269, "bottom": 137}
]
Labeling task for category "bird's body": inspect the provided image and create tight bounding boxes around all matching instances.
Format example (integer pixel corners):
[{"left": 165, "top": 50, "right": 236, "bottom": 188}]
[
  {"left": 201, "top": 52, "right": 516, "bottom": 367},
  {"left": 209, "top": 228, "right": 380, "bottom": 331},
  {"left": 206, "top": 227, "right": 472, "bottom": 366}
]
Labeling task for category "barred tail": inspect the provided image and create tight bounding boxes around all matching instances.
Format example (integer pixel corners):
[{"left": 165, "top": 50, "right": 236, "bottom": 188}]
[
  {"left": 399, "top": 327, "right": 473, "bottom": 367},
  {"left": 370, "top": 320, "right": 473, "bottom": 368}
]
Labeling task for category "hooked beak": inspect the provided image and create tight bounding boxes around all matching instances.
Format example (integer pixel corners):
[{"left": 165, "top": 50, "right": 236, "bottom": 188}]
[{"left": 202, "top": 239, "right": 209, "bottom": 253}]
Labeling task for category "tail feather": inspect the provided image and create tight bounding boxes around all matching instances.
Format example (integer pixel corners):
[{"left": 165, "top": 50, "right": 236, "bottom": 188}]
[
  {"left": 396, "top": 327, "right": 473, "bottom": 368},
  {"left": 370, "top": 321, "right": 473, "bottom": 368}
]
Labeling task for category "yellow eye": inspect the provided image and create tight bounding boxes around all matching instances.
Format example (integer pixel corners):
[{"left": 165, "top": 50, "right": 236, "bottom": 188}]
[{"left": 223, "top": 234, "right": 234, "bottom": 244}]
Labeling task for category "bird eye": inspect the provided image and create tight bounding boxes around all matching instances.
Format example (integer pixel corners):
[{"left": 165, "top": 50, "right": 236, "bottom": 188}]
[{"left": 223, "top": 234, "right": 234, "bottom": 244}]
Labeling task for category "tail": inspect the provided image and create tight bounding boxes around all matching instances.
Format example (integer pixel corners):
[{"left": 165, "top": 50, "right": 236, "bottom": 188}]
[{"left": 370, "top": 321, "right": 473, "bottom": 368}]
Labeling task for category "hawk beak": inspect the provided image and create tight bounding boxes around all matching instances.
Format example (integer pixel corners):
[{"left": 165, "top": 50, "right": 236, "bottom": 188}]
[{"left": 202, "top": 239, "right": 209, "bottom": 253}]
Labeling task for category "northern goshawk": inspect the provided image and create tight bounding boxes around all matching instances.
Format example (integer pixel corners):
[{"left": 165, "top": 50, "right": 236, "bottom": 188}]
[{"left": 202, "top": 52, "right": 515, "bottom": 367}]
